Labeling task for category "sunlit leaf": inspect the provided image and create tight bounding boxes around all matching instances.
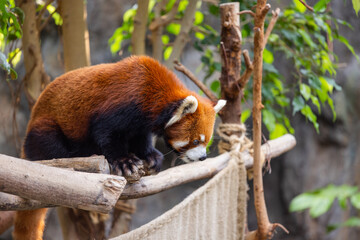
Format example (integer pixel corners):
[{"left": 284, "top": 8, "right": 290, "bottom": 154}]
[
  {"left": 194, "top": 11, "right": 204, "bottom": 25},
  {"left": 350, "top": 193, "right": 360, "bottom": 209},
  {"left": 263, "top": 48, "right": 274, "bottom": 64},
  {"left": 163, "top": 46, "right": 173, "bottom": 60},
  {"left": 166, "top": 23, "right": 181, "bottom": 35},
  {"left": 352, "top": 0, "right": 360, "bottom": 16},
  {"left": 263, "top": 109, "right": 276, "bottom": 132},
  {"left": 300, "top": 83, "right": 311, "bottom": 101},
  {"left": 195, "top": 32, "right": 205, "bottom": 40},
  {"left": 290, "top": 193, "right": 315, "bottom": 212},
  {"left": 293, "top": 0, "right": 306, "bottom": 13},
  {"left": 270, "top": 123, "right": 288, "bottom": 139},
  {"left": 241, "top": 109, "right": 251, "bottom": 123}
]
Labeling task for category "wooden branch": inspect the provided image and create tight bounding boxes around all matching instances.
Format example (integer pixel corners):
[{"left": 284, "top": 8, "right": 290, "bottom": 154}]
[
  {"left": 0, "top": 154, "right": 126, "bottom": 213},
  {"left": 238, "top": 10, "right": 256, "bottom": 17},
  {"left": 149, "top": 0, "right": 180, "bottom": 31},
  {"left": 165, "top": 0, "right": 200, "bottom": 69},
  {"left": 120, "top": 134, "right": 296, "bottom": 200},
  {"left": 131, "top": 0, "right": 150, "bottom": 55},
  {"left": 238, "top": 50, "right": 254, "bottom": 89},
  {"left": 298, "top": 0, "right": 314, "bottom": 12},
  {"left": 0, "top": 134, "right": 296, "bottom": 210},
  {"left": 251, "top": 1, "right": 288, "bottom": 239},
  {"left": 263, "top": 8, "right": 280, "bottom": 48},
  {"left": 38, "top": 6, "right": 60, "bottom": 32},
  {"left": 174, "top": 60, "right": 218, "bottom": 102},
  {"left": 36, "top": 155, "right": 110, "bottom": 174}
]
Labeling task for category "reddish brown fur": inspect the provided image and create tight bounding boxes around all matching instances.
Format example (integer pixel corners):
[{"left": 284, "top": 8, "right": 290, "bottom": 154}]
[{"left": 15, "top": 56, "right": 217, "bottom": 240}]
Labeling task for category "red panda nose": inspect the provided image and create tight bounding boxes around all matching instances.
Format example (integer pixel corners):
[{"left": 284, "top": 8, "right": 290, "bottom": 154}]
[{"left": 199, "top": 154, "right": 207, "bottom": 161}]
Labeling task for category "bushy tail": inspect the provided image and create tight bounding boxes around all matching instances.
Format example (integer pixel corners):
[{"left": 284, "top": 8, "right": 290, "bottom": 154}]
[{"left": 13, "top": 209, "right": 48, "bottom": 240}]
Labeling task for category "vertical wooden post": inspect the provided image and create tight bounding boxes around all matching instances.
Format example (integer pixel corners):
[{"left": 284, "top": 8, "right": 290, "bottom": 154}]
[{"left": 219, "top": 3, "right": 242, "bottom": 124}]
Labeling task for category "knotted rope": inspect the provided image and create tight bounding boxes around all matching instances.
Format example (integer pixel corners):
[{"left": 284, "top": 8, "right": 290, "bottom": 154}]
[
  {"left": 217, "top": 123, "right": 253, "bottom": 154},
  {"left": 216, "top": 122, "right": 252, "bottom": 239}
]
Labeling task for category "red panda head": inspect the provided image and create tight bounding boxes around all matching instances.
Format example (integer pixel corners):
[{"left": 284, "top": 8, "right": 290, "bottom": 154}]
[{"left": 164, "top": 96, "right": 226, "bottom": 162}]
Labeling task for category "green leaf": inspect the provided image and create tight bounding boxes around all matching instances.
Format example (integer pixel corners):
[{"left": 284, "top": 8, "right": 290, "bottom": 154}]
[
  {"left": 178, "top": 0, "right": 189, "bottom": 12},
  {"left": 289, "top": 193, "right": 315, "bottom": 212},
  {"left": 292, "top": 96, "right": 305, "bottom": 115},
  {"left": 263, "top": 109, "right": 276, "bottom": 133},
  {"left": 241, "top": 109, "right": 251, "bottom": 123},
  {"left": 335, "top": 34, "right": 360, "bottom": 62},
  {"left": 263, "top": 48, "right": 274, "bottom": 64},
  {"left": 194, "top": 11, "right": 204, "bottom": 25},
  {"left": 161, "top": 35, "right": 170, "bottom": 45},
  {"left": 311, "top": 95, "right": 321, "bottom": 113},
  {"left": 313, "top": 0, "right": 331, "bottom": 12},
  {"left": 270, "top": 123, "right": 288, "bottom": 139},
  {"left": 210, "top": 80, "right": 220, "bottom": 93},
  {"left": 343, "top": 217, "right": 360, "bottom": 227},
  {"left": 123, "top": 8, "right": 136, "bottom": 22},
  {"left": 327, "top": 97, "right": 336, "bottom": 121},
  {"left": 300, "top": 83, "right": 311, "bottom": 101},
  {"left": 9, "top": 67, "right": 17, "bottom": 80},
  {"left": 350, "top": 193, "right": 360, "bottom": 209},
  {"left": 309, "top": 196, "right": 335, "bottom": 218},
  {"left": 166, "top": 23, "right": 181, "bottom": 35},
  {"left": 195, "top": 32, "right": 205, "bottom": 40},
  {"left": 293, "top": 0, "right": 306, "bottom": 13},
  {"left": 163, "top": 46, "right": 173, "bottom": 60},
  {"left": 301, "top": 105, "right": 319, "bottom": 133},
  {"left": 353, "top": 0, "right": 360, "bottom": 16}
]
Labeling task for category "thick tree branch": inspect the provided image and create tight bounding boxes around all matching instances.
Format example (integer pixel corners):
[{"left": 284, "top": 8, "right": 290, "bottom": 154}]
[
  {"left": 0, "top": 154, "right": 126, "bottom": 213},
  {"left": 0, "top": 134, "right": 296, "bottom": 211},
  {"left": 131, "top": 0, "right": 150, "bottom": 55},
  {"left": 263, "top": 8, "right": 280, "bottom": 48},
  {"left": 174, "top": 60, "right": 218, "bottom": 102}
]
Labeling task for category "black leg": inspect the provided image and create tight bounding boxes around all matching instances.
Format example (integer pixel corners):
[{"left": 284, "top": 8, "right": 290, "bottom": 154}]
[{"left": 129, "top": 132, "right": 164, "bottom": 174}]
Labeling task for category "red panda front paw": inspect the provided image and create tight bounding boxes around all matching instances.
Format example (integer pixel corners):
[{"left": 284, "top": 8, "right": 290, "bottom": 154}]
[
  {"left": 144, "top": 149, "right": 164, "bottom": 175},
  {"left": 113, "top": 154, "right": 145, "bottom": 183}
]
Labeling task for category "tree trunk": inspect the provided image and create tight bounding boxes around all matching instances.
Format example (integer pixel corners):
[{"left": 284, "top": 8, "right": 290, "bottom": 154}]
[
  {"left": 60, "top": 0, "right": 91, "bottom": 72},
  {"left": 17, "top": 0, "right": 50, "bottom": 108},
  {"left": 131, "top": 0, "right": 150, "bottom": 55},
  {"left": 219, "top": 3, "right": 242, "bottom": 124}
]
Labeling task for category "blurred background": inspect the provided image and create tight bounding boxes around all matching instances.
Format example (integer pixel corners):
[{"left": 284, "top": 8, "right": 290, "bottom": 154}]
[{"left": 0, "top": 0, "right": 359, "bottom": 239}]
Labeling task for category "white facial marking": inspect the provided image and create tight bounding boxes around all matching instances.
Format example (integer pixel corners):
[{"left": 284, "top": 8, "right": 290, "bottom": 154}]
[
  {"left": 200, "top": 134, "right": 205, "bottom": 142},
  {"left": 173, "top": 140, "right": 189, "bottom": 150},
  {"left": 185, "top": 145, "right": 206, "bottom": 161}
]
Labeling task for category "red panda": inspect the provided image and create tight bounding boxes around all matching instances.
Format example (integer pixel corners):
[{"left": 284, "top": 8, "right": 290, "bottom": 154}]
[{"left": 13, "top": 56, "right": 226, "bottom": 240}]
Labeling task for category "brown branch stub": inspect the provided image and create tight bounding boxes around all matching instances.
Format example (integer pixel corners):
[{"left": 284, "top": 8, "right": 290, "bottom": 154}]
[
  {"left": 263, "top": 8, "right": 280, "bottom": 48},
  {"left": 238, "top": 50, "right": 254, "bottom": 89},
  {"left": 298, "top": 0, "right": 314, "bottom": 12},
  {"left": 173, "top": 60, "right": 218, "bottom": 102},
  {"left": 237, "top": 10, "right": 255, "bottom": 17}
]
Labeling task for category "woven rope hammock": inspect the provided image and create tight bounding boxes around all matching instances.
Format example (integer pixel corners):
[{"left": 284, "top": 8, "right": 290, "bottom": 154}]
[{"left": 112, "top": 123, "right": 250, "bottom": 240}]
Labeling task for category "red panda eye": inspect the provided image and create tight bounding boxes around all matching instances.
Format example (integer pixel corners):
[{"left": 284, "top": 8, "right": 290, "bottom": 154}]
[{"left": 193, "top": 140, "right": 199, "bottom": 145}]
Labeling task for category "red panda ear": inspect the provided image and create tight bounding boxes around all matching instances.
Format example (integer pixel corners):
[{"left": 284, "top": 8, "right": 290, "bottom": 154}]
[
  {"left": 165, "top": 95, "right": 198, "bottom": 128},
  {"left": 214, "top": 99, "right": 226, "bottom": 113}
]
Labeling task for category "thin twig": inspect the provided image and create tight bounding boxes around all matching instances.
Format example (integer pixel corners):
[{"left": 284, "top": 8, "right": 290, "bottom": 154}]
[
  {"left": 263, "top": 8, "right": 280, "bottom": 48},
  {"left": 237, "top": 10, "right": 255, "bottom": 17},
  {"left": 174, "top": 60, "right": 218, "bottom": 102},
  {"left": 38, "top": 6, "right": 60, "bottom": 32},
  {"left": 149, "top": 0, "right": 180, "bottom": 31},
  {"left": 220, "top": 41, "right": 228, "bottom": 71},
  {"left": 36, "top": 0, "right": 53, "bottom": 28},
  {"left": 298, "top": 0, "right": 314, "bottom": 12}
]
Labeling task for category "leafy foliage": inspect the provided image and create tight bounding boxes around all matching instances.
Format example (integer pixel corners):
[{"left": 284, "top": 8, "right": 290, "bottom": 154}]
[
  {"left": 196, "top": 0, "right": 357, "bottom": 138},
  {"left": 290, "top": 184, "right": 360, "bottom": 232},
  {"left": 0, "top": 0, "right": 23, "bottom": 80},
  {"left": 108, "top": 1, "right": 357, "bottom": 140}
]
